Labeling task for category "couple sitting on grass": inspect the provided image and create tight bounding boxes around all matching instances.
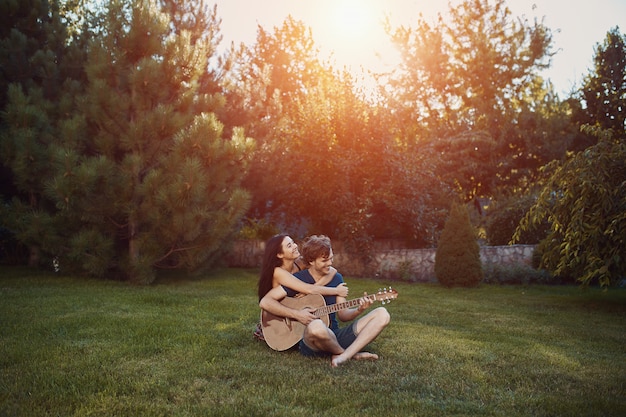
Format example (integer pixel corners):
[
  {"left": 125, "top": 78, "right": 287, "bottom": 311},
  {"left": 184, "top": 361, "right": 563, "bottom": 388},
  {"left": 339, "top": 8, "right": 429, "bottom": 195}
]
[{"left": 256, "top": 234, "right": 390, "bottom": 368}]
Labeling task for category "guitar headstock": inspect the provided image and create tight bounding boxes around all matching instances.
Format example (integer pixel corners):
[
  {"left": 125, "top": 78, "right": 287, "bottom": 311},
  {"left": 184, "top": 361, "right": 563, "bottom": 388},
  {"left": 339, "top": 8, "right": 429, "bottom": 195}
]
[{"left": 374, "top": 287, "right": 398, "bottom": 304}]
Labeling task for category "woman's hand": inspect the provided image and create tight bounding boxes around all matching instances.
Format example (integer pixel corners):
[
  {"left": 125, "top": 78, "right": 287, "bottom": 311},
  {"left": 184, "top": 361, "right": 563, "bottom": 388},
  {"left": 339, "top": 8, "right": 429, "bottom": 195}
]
[{"left": 335, "top": 283, "right": 349, "bottom": 297}]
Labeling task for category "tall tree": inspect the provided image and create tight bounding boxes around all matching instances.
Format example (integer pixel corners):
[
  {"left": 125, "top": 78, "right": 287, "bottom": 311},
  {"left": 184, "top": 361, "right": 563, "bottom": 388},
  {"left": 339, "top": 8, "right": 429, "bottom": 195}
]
[
  {"left": 578, "top": 26, "right": 626, "bottom": 136},
  {"left": 514, "top": 27, "right": 626, "bottom": 287},
  {"left": 222, "top": 17, "right": 327, "bottom": 224},
  {"left": 514, "top": 126, "right": 625, "bottom": 287},
  {"left": 73, "top": 0, "right": 251, "bottom": 282},
  {"left": 3, "top": 0, "right": 253, "bottom": 282},
  {"left": 0, "top": 0, "right": 87, "bottom": 265},
  {"left": 225, "top": 16, "right": 453, "bottom": 252},
  {"left": 383, "top": 0, "right": 557, "bottom": 199},
  {"left": 222, "top": 15, "right": 322, "bottom": 139}
]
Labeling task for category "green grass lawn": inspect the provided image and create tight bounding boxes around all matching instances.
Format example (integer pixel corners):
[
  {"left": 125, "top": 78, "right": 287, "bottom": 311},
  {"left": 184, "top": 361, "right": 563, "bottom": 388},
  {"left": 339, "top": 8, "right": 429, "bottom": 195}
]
[{"left": 1, "top": 266, "right": 624, "bottom": 417}]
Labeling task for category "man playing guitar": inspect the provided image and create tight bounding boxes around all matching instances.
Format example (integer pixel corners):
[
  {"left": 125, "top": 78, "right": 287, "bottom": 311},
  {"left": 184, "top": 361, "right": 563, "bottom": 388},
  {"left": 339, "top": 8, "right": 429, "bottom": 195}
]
[{"left": 259, "top": 235, "right": 391, "bottom": 367}]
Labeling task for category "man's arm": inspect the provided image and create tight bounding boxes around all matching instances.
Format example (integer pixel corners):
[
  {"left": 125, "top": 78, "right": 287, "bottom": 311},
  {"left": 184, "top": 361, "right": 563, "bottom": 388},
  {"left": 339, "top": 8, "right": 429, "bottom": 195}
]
[{"left": 259, "top": 286, "right": 317, "bottom": 325}]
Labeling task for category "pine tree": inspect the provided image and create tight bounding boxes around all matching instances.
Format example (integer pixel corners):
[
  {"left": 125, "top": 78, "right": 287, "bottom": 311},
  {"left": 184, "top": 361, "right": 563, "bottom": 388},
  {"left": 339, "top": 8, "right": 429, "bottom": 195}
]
[
  {"left": 45, "top": 0, "right": 253, "bottom": 283},
  {"left": 0, "top": 0, "right": 87, "bottom": 266},
  {"left": 435, "top": 202, "right": 483, "bottom": 287}
]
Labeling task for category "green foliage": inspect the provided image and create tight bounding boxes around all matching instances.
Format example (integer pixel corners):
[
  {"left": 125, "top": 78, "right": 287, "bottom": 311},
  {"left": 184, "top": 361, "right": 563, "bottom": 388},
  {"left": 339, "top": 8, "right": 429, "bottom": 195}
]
[
  {"left": 485, "top": 193, "right": 549, "bottom": 245},
  {"left": 0, "top": 227, "right": 27, "bottom": 265},
  {"left": 0, "top": 0, "right": 76, "bottom": 111},
  {"left": 384, "top": 0, "right": 559, "bottom": 198},
  {"left": 3, "top": 0, "right": 621, "bottom": 284},
  {"left": 1, "top": 86, "right": 67, "bottom": 266},
  {"left": 0, "top": 0, "right": 87, "bottom": 265},
  {"left": 579, "top": 26, "right": 626, "bottom": 136},
  {"left": 228, "top": 17, "right": 452, "bottom": 254},
  {"left": 73, "top": 0, "right": 252, "bottom": 278},
  {"left": 1, "top": 0, "right": 253, "bottom": 283},
  {"left": 435, "top": 202, "right": 483, "bottom": 287},
  {"left": 236, "top": 218, "right": 280, "bottom": 240},
  {"left": 514, "top": 127, "right": 626, "bottom": 287},
  {"left": 507, "top": 27, "right": 626, "bottom": 288}
]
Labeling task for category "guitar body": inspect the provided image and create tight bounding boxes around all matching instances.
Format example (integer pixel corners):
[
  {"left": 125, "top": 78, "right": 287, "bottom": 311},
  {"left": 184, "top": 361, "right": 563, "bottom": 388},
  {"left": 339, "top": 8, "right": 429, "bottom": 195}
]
[{"left": 261, "top": 294, "right": 329, "bottom": 351}]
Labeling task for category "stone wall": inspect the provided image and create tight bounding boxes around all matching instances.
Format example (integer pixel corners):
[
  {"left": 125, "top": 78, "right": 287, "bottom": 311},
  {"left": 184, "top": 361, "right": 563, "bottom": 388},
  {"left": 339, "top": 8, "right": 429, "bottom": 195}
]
[
  {"left": 225, "top": 240, "right": 536, "bottom": 282},
  {"left": 370, "top": 244, "right": 536, "bottom": 282}
]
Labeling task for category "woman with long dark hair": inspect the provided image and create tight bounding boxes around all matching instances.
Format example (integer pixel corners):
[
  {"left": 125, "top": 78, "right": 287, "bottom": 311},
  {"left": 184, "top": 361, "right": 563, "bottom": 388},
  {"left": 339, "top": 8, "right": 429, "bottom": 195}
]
[{"left": 257, "top": 234, "right": 348, "bottom": 301}]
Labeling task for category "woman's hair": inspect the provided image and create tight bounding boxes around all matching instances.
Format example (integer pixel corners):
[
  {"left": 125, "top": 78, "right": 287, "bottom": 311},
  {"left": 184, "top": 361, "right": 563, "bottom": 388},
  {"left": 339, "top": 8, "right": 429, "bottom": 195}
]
[{"left": 258, "top": 234, "right": 288, "bottom": 301}]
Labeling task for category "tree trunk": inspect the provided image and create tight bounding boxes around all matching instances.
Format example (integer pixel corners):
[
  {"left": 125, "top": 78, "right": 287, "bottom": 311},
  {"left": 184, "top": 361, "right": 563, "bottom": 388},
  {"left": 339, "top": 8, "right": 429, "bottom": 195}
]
[{"left": 128, "top": 217, "right": 139, "bottom": 266}]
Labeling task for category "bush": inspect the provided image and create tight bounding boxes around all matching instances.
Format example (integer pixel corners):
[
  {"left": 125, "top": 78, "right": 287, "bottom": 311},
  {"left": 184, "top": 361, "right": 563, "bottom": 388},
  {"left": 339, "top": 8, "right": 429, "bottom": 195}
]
[
  {"left": 435, "top": 202, "right": 483, "bottom": 287},
  {"left": 237, "top": 218, "right": 280, "bottom": 240},
  {"left": 485, "top": 194, "right": 549, "bottom": 245},
  {"left": 482, "top": 262, "right": 558, "bottom": 285}
]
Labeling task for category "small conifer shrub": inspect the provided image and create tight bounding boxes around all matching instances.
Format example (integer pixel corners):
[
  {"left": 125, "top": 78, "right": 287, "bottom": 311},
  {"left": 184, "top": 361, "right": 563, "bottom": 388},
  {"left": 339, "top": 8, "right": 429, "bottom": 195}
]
[{"left": 435, "top": 202, "right": 483, "bottom": 287}]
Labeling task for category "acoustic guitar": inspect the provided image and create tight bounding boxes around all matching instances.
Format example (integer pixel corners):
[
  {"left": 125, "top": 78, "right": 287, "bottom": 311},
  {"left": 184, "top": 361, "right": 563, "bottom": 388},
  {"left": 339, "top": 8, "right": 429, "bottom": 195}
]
[{"left": 261, "top": 288, "right": 398, "bottom": 351}]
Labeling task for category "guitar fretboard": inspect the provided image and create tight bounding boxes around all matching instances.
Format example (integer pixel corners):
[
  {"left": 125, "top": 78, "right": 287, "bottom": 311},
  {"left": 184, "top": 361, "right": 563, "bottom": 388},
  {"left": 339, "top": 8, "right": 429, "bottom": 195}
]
[{"left": 314, "top": 294, "right": 378, "bottom": 317}]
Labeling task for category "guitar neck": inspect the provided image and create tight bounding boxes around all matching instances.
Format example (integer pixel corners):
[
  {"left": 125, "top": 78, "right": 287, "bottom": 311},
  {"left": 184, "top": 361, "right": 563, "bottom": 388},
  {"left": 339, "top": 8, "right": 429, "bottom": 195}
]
[{"left": 314, "top": 294, "right": 377, "bottom": 317}]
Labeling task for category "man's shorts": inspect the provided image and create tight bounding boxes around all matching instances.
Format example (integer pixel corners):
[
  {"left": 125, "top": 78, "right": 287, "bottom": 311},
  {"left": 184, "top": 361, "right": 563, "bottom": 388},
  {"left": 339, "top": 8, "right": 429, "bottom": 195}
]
[{"left": 298, "top": 322, "right": 358, "bottom": 357}]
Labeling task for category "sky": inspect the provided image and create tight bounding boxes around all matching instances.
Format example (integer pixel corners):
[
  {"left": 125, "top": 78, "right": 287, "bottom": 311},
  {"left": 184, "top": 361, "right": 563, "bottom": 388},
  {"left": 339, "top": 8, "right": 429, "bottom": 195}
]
[{"left": 212, "top": 0, "right": 626, "bottom": 95}]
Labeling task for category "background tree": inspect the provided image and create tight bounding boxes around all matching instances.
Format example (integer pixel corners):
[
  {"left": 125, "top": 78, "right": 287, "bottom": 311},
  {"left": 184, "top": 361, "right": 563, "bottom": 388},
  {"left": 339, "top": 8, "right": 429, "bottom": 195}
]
[
  {"left": 383, "top": 0, "right": 557, "bottom": 199},
  {"left": 435, "top": 201, "right": 483, "bottom": 287},
  {"left": 514, "top": 126, "right": 625, "bottom": 287},
  {"left": 577, "top": 26, "right": 626, "bottom": 137},
  {"left": 270, "top": 67, "right": 452, "bottom": 253},
  {"left": 513, "top": 27, "right": 626, "bottom": 287},
  {"left": 225, "top": 17, "right": 453, "bottom": 254},
  {"left": 3, "top": 0, "right": 253, "bottom": 283},
  {"left": 0, "top": 0, "right": 87, "bottom": 265},
  {"left": 4, "top": 0, "right": 612, "bottom": 279},
  {"left": 484, "top": 193, "right": 549, "bottom": 245},
  {"left": 221, "top": 17, "right": 328, "bottom": 224}
]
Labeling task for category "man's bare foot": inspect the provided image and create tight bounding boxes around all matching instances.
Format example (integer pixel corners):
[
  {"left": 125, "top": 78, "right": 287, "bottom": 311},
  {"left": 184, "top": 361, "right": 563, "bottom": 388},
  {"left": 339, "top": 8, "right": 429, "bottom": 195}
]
[
  {"left": 353, "top": 352, "right": 378, "bottom": 361},
  {"left": 331, "top": 352, "right": 378, "bottom": 367},
  {"left": 331, "top": 355, "right": 345, "bottom": 367}
]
